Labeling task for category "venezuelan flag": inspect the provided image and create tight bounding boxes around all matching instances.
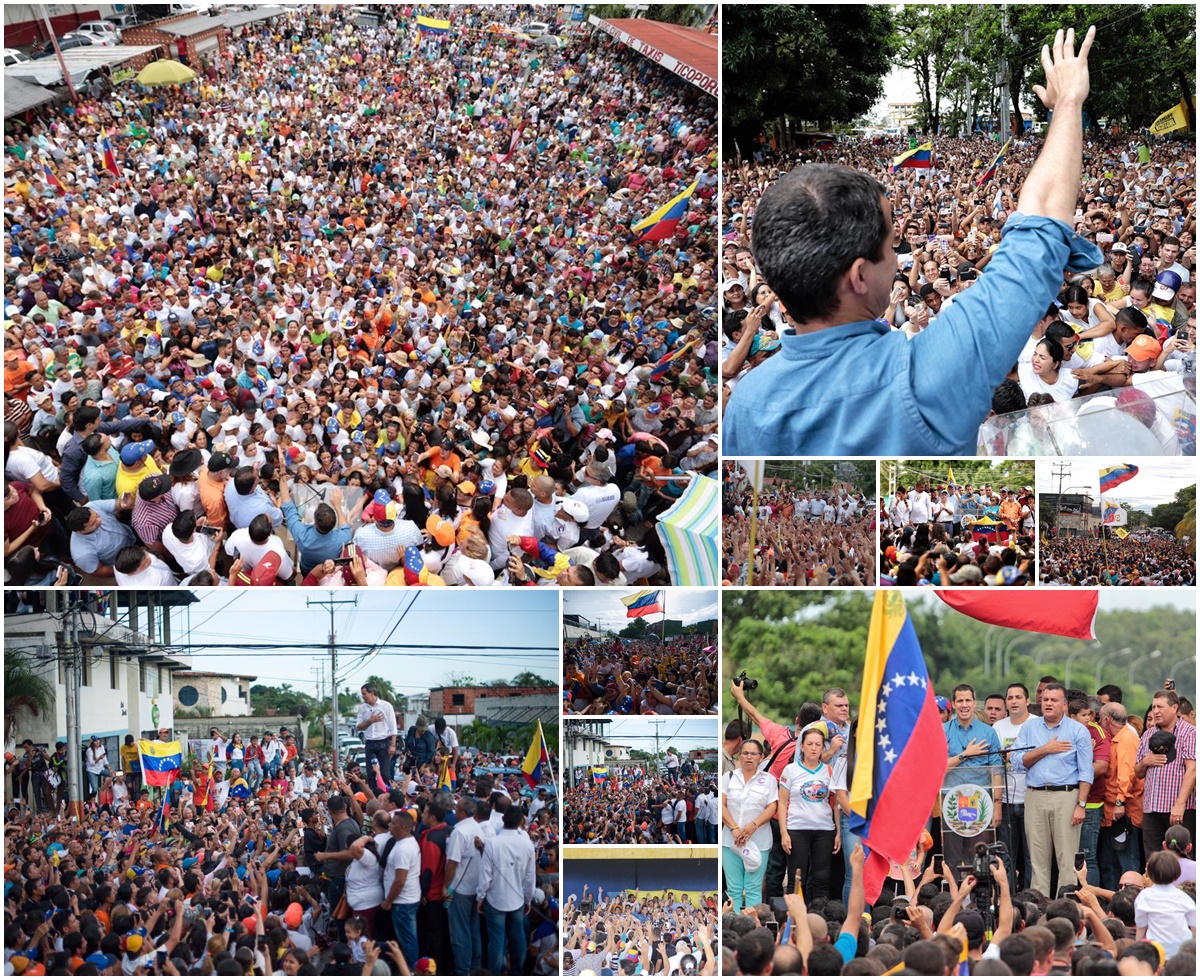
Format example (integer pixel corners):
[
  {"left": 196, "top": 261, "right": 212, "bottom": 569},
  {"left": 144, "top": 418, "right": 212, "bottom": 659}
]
[
  {"left": 416, "top": 15, "right": 450, "bottom": 35},
  {"left": 1099, "top": 463, "right": 1138, "bottom": 494},
  {"left": 42, "top": 162, "right": 66, "bottom": 195},
  {"left": 975, "top": 138, "right": 1011, "bottom": 187},
  {"left": 437, "top": 754, "right": 456, "bottom": 791},
  {"left": 890, "top": 142, "right": 933, "bottom": 172},
  {"left": 650, "top": 338, "right": 698, "bottom": 383},
  {"left": 592, "top": 766, "right": 609, "bottom": 786},
  {"left": 521, "top": 720, "right": 550, "bottom": 789},
  {"left": 622, "top": 589, "right": 664, "bottom": 618},
  {"left": 849, "top": 592, "right": 947, "bottom": 902},
  {"left": 227, "top": 774, "right": 251, "bottom": 800},
  {"left": 101, "top": 130, "right": 120, "bottom": 177},
  {"left": 631, "top": 180, "right": 698, "bottom": 243},
  {"left": 137, "top": 740, "right": 183, "bottom": 787}
]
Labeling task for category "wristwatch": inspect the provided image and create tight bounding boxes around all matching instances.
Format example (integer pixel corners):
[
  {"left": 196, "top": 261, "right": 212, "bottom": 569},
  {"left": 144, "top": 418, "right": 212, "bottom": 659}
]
[{"left": 1075, "top": 801, "right": 1086, "bottom": 808}]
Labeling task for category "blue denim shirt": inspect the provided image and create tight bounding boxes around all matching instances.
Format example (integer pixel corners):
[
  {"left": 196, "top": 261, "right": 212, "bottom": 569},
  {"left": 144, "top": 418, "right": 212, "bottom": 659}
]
[{"left": 723, "top": 214, "right": 1103, "bottom": 455}]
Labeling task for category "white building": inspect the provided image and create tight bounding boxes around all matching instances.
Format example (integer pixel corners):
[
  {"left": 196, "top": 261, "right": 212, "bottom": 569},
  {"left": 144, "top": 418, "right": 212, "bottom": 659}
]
[
  {"left": 4, "top": 590, "right": 197, "bottom": 782},
  {"left": 173, "top": 671, "right": 257, "bottom": 718}
]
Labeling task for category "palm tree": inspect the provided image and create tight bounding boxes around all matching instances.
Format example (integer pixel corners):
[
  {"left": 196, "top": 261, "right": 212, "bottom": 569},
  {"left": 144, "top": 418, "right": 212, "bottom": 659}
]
[
  {"left": 364, "top": 675, "right": 404, "bottom": 710},
  {"left": 4, "top": 652, "right": 55, "bottom": 745}
]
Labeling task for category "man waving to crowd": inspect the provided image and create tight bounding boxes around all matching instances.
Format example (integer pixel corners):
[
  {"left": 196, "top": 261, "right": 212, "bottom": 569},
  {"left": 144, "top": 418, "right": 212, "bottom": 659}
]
[{"left": 723, "top": 25, "right": 1195, "bottom": 457}]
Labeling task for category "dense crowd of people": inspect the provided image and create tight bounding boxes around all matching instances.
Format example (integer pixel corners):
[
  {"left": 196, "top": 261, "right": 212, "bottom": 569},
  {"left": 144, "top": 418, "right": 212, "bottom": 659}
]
[
  {"left": 719, "top": 23, "right": 1195, "bottom": 456},
  {"left": 564, "top": 763, "right": 717, "bottom": 845},
  {"left": 563, "top": 634, "right": 717, "bottom": 717},
  {"left": 879, "top": 477, "right": 1036, "bottom": 586},
  {"left": 1040, "top": 532, "right": 1196, "bottom": 586},
  {"left": 721, "top": 673, "right": 1196, "bottom": 976},
  {"left": 722, "top": 464, "right": 874, "bottom": 586},
  {"left": 562, "top": 887, "right": 718, "bottom": 976},
  {"left": 2, "top": 3, "right": 720, "bottom": 589},
  {"left": 3, "top": 685, "right": 560, "bottom": 975}
]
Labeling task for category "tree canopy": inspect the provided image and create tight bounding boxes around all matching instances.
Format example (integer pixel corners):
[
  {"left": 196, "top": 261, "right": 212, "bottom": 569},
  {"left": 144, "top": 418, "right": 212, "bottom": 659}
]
[
  {"left": 881, "top": 459, "right": 1035, "bottom": 493},
  {"left": 1150, "top": 484, "right": 1196, "bottom": 535},
  {"left": 722, "top": 592, "right": 1194, "bottom": 726}
]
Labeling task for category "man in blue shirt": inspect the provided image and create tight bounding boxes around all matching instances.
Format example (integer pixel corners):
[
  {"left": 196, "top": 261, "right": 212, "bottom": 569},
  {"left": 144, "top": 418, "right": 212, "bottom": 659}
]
[
  {"left": 224, "top": 466, "right": 283, "bottom": 529},
  {"left": 724, "top": 27, "right": 1101, "bottom": 456},
  {"left": 942, "top": 684, "right": 1004, "bottom": 875},
  {"left": 1010, "top": 682, "right": 1094, "bottom": 896},
  {"left": 64, "top": 498, "right": 138, "bottom": 578},
  {"left": 277, "top": 458, "right": 353, "bottom": 575}
]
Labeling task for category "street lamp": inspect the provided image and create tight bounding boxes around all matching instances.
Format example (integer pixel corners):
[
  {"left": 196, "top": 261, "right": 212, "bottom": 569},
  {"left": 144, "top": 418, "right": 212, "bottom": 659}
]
[
  {"left": 1064, "top": 646, "right": 1091, "bottom": 692},
  {"left": 1130, "top": 650, "right": 1163, "bottom": 690},
  {"left": 1167, "top": 658, "right": 1192, "bottom": 688},
  {"left": 1095, "top": 647, "right": 1133, "bottom": 691}
]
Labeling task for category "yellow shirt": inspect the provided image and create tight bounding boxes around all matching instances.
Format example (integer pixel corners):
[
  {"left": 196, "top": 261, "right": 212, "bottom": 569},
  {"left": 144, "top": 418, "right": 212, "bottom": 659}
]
[
  {"left": 1094, "top": 280, "right": 1127, "bottom": 305},
  {"left": 114, "top": 458, "right": 161, "bottom": 498}
]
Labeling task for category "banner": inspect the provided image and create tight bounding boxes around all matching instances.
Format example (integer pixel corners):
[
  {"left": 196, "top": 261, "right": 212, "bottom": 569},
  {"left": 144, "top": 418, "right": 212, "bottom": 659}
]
[{"left": 1149, "top": 99, "right": 1189, "bottom": 135}]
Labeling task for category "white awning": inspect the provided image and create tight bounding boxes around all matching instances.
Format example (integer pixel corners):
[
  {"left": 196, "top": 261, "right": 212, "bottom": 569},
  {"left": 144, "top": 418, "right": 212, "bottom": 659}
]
[{"left": 4, "top": 44, "right": 164, "bottom": 88}]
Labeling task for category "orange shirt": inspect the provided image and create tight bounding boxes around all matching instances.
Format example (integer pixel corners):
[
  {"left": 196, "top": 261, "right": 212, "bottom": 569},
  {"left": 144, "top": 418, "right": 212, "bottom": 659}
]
[
  {"left": 1103, "top": 724, "right": 1144, "bottom": 828},
  {"left": 198, "top": 470, "right": 230, "bottom": 529}
]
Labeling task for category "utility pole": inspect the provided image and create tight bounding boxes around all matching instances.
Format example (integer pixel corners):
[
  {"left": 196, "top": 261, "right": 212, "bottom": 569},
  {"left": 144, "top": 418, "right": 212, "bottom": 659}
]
[
  {"left": 312, "top": 662, "right": 326, "bottom": 751},
  {"left": 1051, "top": 461, "right": 1072, "bottom": 537},
  {"left": 39, "top": 5, "right": 78, "bottom": 104},
  {"left": 649, "top": 719, "right": 667, "bottom": 768},
  {"left": 306, "top": 594, "right": 357, "bottom": 772},
  {"left": 997, "top": 4, "right": 1011, "bottom": 139},
  {"left": 61, "top": 598, "right": 83, "bottom": 821}
]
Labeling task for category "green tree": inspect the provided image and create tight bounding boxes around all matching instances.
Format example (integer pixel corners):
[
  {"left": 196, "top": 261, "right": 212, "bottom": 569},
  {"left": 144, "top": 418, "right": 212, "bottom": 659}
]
[
  {"left": 510, "top": 671, "right": 554, "bottom": 688},
  {"left": 723, "top": 4, "right": 895, "bottom": 156},
  {"left": 4, "top": 652, "right": 55, "bottom": 745},
  {"left": 1150, "top": 484, "right": 1196, "bottom": 533},
  {"left": 620, "top": 618, "right": 649, "bottom": 639},
  {"left": 362, "top": 675, "right": 406, "bottom": 711}
]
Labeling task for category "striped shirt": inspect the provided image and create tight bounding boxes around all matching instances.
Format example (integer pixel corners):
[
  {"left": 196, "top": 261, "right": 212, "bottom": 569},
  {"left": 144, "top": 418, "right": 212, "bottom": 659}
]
[
  {"left": 131, "top": 494, "right": 179, "bottom": 546},
  {"left": 1137, "top": 719, "right": 1196, "bottom": 813},
  {"left": 352, "top": 520, "right": 423, "bottom": 570}
]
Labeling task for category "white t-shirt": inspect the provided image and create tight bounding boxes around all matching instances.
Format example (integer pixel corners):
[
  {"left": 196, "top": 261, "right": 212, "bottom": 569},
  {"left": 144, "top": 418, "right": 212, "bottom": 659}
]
[
  {"left": 569, "top": 482, "right": 621, "bottom": 529},
  {"left": 991, "top": 716, "right": 1030, "bottom": 805},
  {"left": 346, "top": 849, "right": 385, "bottom": 911},
  {"left": 162, "top": 525, "right": 216, "bottom": 576},
  {"left": 779, "top": 761, "right": 836, "bottom": 831},
  {"left": 384, "top": 835, "right": 422, "bottom": 905},
  {"left": 908, "top": 491, "right": 932, "bottom": 524},
  {"left": 446, "top": 818, "right": 494, "bottom": 896},
  {"left": 224, "top": 528, "right": 295, "bottom": 580},
  {"left": 114, "top": 556, "right": 179, "bottom": 587},
  {"left": 1134, "top": 883, "right": 1196, "bottom": 956},
  {"left": 5, "top": 445, "right": 60, "bottom": 484},
  {"left": 1017, "top": 361, "right": 1079, "bottom": 403}
]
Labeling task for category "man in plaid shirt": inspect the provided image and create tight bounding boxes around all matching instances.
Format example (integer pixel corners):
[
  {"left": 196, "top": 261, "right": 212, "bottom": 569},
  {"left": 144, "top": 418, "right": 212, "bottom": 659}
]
[{"left": 1135, "top": 689, "right": 1196, "bottom": 858}]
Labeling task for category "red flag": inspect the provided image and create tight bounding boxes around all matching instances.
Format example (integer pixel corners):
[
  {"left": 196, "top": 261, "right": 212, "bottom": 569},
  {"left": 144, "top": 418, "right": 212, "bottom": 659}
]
[
  {"left": 101, "top": 129, "right": 120, "bottom": 177},
  {"left": 935, "top": 591, "right": 1098, "bottom": 640},
  {"left": 42, "top": 163, "right": 66, "bottom": 195}
]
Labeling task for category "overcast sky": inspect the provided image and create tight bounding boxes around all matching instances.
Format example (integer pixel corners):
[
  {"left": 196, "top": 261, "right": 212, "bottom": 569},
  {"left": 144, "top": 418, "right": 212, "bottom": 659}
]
[
  {"left": 562, "top": 589, "right": 718, "bottom": 633},
  {"left": 166, "top": 590, "right": 559, "bottom": 698},
  {"left": 567, "top": 717, "right": 717, "bottom": 753},
  {"left": 1036, "top": 461, "right": 1195, "bottom": 512}
]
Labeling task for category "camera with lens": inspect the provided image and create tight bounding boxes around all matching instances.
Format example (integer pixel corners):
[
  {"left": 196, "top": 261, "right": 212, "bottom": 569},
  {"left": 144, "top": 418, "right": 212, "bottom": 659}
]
[
  {"left": 971, "top": 840, "right": 1008, "bottom": 884},
  {"left": 735, "top": 671, "right": 758, "bottom": 691}
]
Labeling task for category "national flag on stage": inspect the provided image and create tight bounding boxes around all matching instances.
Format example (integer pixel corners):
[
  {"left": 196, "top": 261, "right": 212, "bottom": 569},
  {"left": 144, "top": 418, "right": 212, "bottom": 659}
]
[
  {"left": 622, "top": 589, "right": 664, "bottom": 618},
  {"left": 437, "top": 755, "right": 455, "bottom": 791},
  {"left": 137, "top": 740, "right": 183, "bottom": 787},
  {"left": 975, "top": 139, "right": 1012, "bottom": 186},
  {"left": 521, "top": 720, "right": 550, "bottom": 789},
  {"left": 890, "top": 142, "right": 933, "bottom": 172},
  {"left": 1099, "top": 464, "right": 1139, "bottom": 494},
  {"left": 416, "top": 15, "right": 450, "bottom": 35},
  {"left": 935, "top": 591, "right": 1099, "bottom": 640},
  {"left": 1113, "top": 527, "right": 1129, "bottom": 540},
  {"left": 1102, "top": 500, "right": 1128, "bottom": 527},
  {"left": 849, "top": 592, "right": 947, "bottom": 903},
  {"left": 42, "top": 162, "right": 66, "bottom": 195},
  {"left": 631, "top": 179, "right": 698, "bottom": 243},
  {"left": 649, "top": 338, "right": 698, "bottom": 382},
  {"left": 1149, "top": 99, "right": 1189, "bottom": 135},
  {"left": 492, "top": 121, "right": 525, "bottom": 164},
  {"left": 100, "top": 129, "right": 120, "bottom": 177}
]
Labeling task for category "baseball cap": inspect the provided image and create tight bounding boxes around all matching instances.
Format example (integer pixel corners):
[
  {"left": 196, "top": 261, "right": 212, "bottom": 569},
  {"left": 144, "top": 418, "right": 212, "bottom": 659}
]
[
  {"left": 1127, "top": 334, "right": 1162, "bottom": 362},
  {"left": 935, "top": 696, "right": 950, "bottom": 711},
  {"left": 138, "top": 474, "right": 172, "bottom": 500},
  {"left": 207, "top": 451, "right": 236, "bottom": 472},
  {"left": 119, "top": 441, "right": 153, "bottom": 466},
  {"left": 1153, "top": 270, "right": 1182, "bottom": 300},
  {"left": 426, "top": 515, "right": 455, "bottom": 547}
]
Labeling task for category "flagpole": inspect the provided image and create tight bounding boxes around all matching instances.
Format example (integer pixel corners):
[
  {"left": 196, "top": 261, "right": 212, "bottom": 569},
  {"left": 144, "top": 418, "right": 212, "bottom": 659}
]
[
  {"left": 747, "top": 481, "right": 760, "bottom": 586},
  {"left": 540, "top": 719, "right": 557, "bottom": 797},
  {"left": 659, "top": 589, "right": 667, "bottom": 647}
]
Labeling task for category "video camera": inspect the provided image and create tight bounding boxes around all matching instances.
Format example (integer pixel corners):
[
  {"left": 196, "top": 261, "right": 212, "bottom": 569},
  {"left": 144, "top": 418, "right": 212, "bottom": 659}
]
[{"left": 960, "top": 840, "right": 1009, "bottom": 928}]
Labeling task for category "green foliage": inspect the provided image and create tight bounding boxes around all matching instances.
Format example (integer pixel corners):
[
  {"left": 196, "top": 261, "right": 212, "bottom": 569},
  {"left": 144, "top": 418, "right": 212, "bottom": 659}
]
[
  {"left": 722, "top": 592, "right": 1195, "bottom": 725},
  {"left": 757, "top": 460, "right": 876, "bottom": 492},
  {"left": 585, "top": 5, "right": 709, "bottom": 27},
  {"left": 458, "top": 718, "right": 559, "bottom": 756},
  {"left": 1150, "top": 484, "right": 1196, "bottom": 535},
  {"left": 4, "top": 651, "right": 56, "bottom": 745},
  {"left": 723, "top": 4, "right": 895, "bottom": 153},
  {"left": 881, "top": 460, "right": 1034, "bottom": 493},
  {"left": 510, "top": 671, "right": 555, "bottom": 688}
]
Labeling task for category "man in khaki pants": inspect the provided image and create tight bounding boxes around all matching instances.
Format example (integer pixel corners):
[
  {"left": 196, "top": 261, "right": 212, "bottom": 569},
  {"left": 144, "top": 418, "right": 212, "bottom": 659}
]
[{"left": 1011, "top": 683, "right": 1094, "bottom": 896}]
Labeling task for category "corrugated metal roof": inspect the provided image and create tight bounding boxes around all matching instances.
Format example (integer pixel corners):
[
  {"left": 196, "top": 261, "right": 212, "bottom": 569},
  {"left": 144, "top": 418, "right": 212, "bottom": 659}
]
[
  {"left": 219, "top": 6, "right": 287, "bottom": 28},
  {"left": 145, "top": 15, "right": 226, "bottom": 37},
  {"left": 5, "top": 45, "right": 163, "bottom": 87},
  {"left": 4, "top": 75, "right": 58, "bottom": 119}
]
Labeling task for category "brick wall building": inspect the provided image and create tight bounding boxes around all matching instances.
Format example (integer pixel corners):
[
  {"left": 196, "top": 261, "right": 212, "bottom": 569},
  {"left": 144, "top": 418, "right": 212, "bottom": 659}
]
[
  {"left": 120, "top": 13, "right": 226, "bottom": 70},
  {"left": 428, "top": 685, "right": 551, "bottom": 717}
]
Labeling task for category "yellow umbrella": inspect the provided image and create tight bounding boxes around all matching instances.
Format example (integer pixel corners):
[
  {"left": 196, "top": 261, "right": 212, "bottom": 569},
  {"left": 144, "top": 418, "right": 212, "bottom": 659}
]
[{"left": 135, "top": 60, "right": 198, "bottom": 87}]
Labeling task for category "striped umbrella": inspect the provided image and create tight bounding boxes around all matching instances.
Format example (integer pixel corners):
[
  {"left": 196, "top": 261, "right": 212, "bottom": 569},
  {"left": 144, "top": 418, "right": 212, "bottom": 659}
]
[{"left": 656, "top": 474, "right": 719, "bottom": 586}]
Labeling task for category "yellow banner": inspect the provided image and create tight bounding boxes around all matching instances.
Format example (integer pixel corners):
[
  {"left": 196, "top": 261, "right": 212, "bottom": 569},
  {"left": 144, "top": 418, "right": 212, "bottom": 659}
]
[
  {"left": 1113, "top": 528, "right": 1129, "bottom": 540},
  {"left": 1149, "top": 100, "right": 1190, "bottom": 135}
]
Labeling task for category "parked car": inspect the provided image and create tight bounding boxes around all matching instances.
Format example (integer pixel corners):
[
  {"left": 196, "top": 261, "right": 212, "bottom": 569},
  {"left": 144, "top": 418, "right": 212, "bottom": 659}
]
[
  {"left": 524, "top": 21, "right": 551, "bottom": 37},
  {"left": 103, "top": 14, "right": 140, "bottom": 31},
  {"left": 73, "top": 20, "right": 123, "bottom": 43},
  {"left": 3, "top": 48, "right": 30, "bottom": 67},
  {"left": 31, "top": 34, "right": 96, "bottom": 59}
]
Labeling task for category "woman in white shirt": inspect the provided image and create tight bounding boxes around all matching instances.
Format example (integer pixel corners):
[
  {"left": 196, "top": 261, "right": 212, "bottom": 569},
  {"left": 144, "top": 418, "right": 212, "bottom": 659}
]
[
  {"left": 779, "top": 727, "right": 840, "bottom": 902},
  {"left": 346, "top": 836, "right": 385, "bottom": 939},
  {"left": 1016, "top": 338, "right": 1079, "bottom": 403},
  {"left": 719, "top": 739, "right": 778, "bottom": 912}
]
